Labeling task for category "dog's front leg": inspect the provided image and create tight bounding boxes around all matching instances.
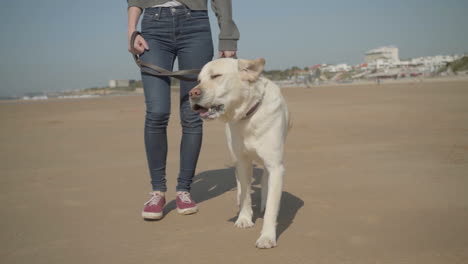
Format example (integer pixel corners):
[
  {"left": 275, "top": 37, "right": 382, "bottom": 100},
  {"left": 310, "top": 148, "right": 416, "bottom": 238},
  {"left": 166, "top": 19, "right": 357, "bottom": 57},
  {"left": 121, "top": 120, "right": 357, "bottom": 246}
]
[
  {"left": 256, "top": 164, "right": 284, "bottom": 249},
  {"left": 236, "top": 177, "right": 241, "bottom": 207},
  {"left": 260, "top": 169, "right": 269, "bottom": 213},
  {"left": 234, "top": 157, "right": 254, "bottom": 228}
]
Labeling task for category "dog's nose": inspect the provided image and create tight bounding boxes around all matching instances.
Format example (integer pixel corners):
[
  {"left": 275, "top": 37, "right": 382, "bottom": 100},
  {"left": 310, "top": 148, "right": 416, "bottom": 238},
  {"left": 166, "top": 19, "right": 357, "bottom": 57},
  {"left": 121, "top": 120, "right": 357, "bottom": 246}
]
[{"left": 189, "top": 87, "right": 202, "bottom": 99}]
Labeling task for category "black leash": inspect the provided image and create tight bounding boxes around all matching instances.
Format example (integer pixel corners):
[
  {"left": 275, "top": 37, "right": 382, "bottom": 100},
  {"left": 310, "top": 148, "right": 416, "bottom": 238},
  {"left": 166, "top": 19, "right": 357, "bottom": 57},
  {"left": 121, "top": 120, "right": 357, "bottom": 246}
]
[{"left": 130, "top": 31, "right": 200, "bottom": 82}]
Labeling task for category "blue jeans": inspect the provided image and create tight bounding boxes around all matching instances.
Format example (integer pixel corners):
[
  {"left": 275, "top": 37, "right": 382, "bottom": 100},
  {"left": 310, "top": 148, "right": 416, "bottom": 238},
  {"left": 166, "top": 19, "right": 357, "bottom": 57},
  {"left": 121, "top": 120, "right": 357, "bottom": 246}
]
[{"left": 140, "top": 5, "right": 213, "bottom": 192}]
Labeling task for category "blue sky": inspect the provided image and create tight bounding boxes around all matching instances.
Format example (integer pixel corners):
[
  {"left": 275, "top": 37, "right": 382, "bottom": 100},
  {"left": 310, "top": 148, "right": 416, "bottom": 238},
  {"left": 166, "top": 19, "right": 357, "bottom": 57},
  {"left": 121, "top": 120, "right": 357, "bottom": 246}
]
[{"left": 1, "top": 0, "right": 467, "bottom": 97}]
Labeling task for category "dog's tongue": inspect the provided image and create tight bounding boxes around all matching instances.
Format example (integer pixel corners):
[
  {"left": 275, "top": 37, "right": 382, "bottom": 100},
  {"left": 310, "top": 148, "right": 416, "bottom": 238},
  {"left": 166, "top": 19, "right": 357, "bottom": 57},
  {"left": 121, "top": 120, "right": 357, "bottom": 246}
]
[
  {"left": 200, "top": 111, "right": 211, "bottom": 118},
  {"left": 196, "top": 106, "right": 209, "bottom": 117}
]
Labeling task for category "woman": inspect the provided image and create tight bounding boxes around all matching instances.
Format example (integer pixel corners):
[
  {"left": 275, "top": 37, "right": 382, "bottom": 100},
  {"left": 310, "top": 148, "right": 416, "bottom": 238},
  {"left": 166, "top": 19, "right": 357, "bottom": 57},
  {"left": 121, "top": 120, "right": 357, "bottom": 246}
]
[{"left": 127, "top": 0, "right": 239, "bottom": 220}]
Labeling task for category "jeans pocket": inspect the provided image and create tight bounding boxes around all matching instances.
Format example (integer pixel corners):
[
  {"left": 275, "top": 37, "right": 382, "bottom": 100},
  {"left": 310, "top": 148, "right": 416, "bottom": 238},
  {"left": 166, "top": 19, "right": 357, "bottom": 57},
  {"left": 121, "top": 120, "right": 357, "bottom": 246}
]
[
  {"left": 142, "top": 14, "right": 155, "bottom": 25},
  {"left": 143, "top": 7, "right": 163, "bottom": 22}
]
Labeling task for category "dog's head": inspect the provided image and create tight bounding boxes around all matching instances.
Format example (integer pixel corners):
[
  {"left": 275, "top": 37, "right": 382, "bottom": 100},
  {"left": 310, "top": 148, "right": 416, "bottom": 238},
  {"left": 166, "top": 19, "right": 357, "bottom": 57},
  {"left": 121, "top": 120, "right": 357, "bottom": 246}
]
[{"left": 189, "top": 58, "right": 265, "bottom": 121}]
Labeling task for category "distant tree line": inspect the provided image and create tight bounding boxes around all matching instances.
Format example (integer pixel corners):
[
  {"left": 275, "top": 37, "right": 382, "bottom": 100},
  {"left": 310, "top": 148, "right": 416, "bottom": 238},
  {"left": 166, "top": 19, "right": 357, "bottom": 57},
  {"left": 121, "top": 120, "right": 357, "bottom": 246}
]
[
  {"left": 438, "top": 56, "right": 468, "bottom": 74},
  {"left": 262, "top": 66, "right": 305, "bottom": 81}
]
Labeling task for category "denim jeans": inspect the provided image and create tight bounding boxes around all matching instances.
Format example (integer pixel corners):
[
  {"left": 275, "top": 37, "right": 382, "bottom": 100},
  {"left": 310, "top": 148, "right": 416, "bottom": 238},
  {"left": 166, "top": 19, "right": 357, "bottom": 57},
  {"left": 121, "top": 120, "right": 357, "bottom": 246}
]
[{"left": 140, "top": 5, "right": 213, "bottom": 192}]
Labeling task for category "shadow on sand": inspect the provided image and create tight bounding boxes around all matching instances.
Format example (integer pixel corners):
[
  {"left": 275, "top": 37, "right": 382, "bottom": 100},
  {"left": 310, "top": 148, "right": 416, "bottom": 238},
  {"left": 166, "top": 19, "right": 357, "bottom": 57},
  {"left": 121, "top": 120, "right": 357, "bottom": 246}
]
[{"left": 163, "top": 166, "right": 304, "bottom": 239}]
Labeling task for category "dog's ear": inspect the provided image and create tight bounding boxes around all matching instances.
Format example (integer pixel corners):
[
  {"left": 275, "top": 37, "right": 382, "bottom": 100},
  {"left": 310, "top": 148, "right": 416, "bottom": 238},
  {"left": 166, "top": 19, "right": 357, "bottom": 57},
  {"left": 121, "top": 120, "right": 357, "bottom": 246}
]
[{"left": 238, "top": 58, "right": 266, "bottom": 82}]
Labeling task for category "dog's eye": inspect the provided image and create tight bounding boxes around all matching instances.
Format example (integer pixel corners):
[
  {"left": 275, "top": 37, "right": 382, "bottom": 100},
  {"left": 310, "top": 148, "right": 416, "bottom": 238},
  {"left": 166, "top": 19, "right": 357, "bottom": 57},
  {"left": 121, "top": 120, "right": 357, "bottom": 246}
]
[{"left": 211, "top": 74, "right": 222, "bottom": 79}]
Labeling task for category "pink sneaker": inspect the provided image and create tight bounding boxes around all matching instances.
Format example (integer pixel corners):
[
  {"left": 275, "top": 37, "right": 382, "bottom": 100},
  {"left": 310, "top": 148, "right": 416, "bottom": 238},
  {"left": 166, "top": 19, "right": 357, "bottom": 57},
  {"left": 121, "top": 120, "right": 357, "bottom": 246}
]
[
  {"left": 142, "top": 192, "right": 166, "bottom": 220},
  {"left": 176, "top": 191, "right": 198, "bottom": 215}
]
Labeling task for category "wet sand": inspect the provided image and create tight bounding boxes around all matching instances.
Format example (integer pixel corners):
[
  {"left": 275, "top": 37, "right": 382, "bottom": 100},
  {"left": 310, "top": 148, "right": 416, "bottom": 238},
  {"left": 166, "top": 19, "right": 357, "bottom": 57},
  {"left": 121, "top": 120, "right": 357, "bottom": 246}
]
[{"left": 1, "top": 80, "right": 468, "bottom": 263}]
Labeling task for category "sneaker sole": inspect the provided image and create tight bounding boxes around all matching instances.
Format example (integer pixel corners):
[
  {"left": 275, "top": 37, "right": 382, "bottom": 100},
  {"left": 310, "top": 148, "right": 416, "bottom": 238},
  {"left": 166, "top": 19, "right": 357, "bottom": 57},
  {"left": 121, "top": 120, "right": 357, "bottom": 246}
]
[
  {"left": 177, "top": 207, "right": 198, "bottom": 215},
  {"left": 142, "top": 211, "right": 163, "bottom": 220}
]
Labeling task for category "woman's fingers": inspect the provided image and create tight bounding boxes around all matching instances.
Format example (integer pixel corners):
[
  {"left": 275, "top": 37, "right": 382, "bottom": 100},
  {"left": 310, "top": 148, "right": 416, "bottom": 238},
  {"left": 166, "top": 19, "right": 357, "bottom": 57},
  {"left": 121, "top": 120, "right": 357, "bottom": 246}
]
[
  {"left": 219, "top": 51, "right": 237, "bottom": 58},
  {"left": 128, "top": 35, "right": 148, "bottom": 54},
  {"left": 134, "top": 36, "right": 143, "bottom": 54},
  {"left": 225, "top": 51, "right": 236, "bottom": 58},
  {"left": 135, "top": 45, "right": 144, "bottom": 54},
  {"left": 141, "top": 38, "right": 149, "bottom": 51}
]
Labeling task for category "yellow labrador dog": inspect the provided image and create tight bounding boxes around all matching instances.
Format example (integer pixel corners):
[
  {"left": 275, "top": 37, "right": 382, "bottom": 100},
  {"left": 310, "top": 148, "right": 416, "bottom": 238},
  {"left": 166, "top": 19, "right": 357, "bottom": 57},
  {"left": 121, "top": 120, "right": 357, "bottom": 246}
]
[{"left": 189, "top": 58, "right": 290, "bottom": 248}]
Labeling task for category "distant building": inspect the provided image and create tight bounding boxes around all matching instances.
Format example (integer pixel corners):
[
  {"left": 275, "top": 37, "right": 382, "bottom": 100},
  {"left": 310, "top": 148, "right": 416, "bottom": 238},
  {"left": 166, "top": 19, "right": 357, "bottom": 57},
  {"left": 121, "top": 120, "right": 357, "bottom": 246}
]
[
  {"left": 309, "top": 64, "right": 323, "bottom": 71},
  {"left": 409, "top": 55, "right": 460, "bottom": 66},
  {"left": 365, "top": 46, "right": 400, "bottom": 63},
  {"left": 109, "top": 79, "right": 135, "bottom": 88},
  {"left": 321, "top": 64, "right": 351, "bottom": 73}
]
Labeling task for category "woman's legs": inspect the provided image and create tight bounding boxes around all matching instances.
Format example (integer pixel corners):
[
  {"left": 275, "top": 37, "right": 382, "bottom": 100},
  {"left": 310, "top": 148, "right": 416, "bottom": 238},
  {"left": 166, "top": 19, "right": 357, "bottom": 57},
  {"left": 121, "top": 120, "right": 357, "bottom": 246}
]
[
  {"left": 140, "top": 8, "right": 176, "bottom": 192},
  {"left": 140, "top": 6, "right": 213, "bottom": 193},
  {"left": 175, "top": 9, "right": 214, "bottom": 192}
]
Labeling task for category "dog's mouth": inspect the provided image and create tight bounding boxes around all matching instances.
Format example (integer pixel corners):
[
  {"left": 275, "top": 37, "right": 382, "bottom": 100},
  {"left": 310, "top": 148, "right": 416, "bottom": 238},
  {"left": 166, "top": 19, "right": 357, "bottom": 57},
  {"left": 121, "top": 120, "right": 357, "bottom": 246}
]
[{"left": 193, "top": 104, "right": 224, "bottom": 120}]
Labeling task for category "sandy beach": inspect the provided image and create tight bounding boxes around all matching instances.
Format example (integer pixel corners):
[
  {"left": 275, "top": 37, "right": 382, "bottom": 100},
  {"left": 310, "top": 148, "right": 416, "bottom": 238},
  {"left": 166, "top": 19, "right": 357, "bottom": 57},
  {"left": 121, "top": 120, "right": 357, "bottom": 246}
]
[{"left": 1, "top": 80, "right": 468, "bottom": 264}]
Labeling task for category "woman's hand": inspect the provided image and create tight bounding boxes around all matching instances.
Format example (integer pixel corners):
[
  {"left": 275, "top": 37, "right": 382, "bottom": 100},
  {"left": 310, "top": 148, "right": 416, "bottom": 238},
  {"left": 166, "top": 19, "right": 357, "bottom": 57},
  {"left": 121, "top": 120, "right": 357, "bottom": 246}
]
[
  {"left": 127, "top": 7, "right": 146, "bottom": 54},
  {"left": 128, "top": 33, "right": 149, "bottom": 54},
  {"left": 219, "top": 51, "right": 237, "bottom": 58}
]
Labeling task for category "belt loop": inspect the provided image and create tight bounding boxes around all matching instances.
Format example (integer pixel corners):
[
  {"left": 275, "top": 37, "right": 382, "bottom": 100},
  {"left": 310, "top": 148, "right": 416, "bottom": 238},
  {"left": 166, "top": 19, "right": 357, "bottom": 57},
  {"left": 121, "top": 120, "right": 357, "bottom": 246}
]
[
  {"left": 182, "top": 4, "right": 190, "bottom": 16},
  {"left": 154, "top": 7, "right": 161, "bottom": 20}
]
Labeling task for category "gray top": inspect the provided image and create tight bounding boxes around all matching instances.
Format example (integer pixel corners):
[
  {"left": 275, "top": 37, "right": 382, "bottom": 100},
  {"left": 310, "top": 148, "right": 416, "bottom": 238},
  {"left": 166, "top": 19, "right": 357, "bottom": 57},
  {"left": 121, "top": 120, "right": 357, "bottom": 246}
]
[{"left": 127, "top": 0, "right": 240, "bottom": 51}]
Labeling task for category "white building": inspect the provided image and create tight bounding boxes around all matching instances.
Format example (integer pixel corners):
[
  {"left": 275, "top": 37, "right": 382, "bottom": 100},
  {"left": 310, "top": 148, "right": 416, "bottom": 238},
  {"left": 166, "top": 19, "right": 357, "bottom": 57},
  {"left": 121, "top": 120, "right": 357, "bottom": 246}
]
[
  {"left": 109, "top": 79, "right": 133, "bottom": 88},
  {"left": 409, "top": 55, "right": 459, "bottom": 66},
  {"left": 322, "top": 63, "right": 351, "bottom": 72},
  {"left": 367, "top": 59, "right": 401, "bottom": 70},
  {"left": 365, "top": 46, "right": 400, "bottom": 63}
]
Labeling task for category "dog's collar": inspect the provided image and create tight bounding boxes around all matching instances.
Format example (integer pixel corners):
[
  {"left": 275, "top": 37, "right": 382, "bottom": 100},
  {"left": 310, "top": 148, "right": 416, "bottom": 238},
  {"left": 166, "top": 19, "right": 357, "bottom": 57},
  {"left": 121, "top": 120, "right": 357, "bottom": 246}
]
[{"left": 242, "top": 98, "right": 262, "bottom": 120}]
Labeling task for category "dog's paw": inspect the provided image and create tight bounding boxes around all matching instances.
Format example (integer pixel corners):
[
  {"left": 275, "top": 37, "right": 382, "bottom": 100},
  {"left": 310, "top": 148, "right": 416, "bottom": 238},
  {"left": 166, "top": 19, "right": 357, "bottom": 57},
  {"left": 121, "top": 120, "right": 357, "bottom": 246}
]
[
  {"left": 256, "top": 235, "right": 277, "bottom": 249},
  {"left": 234, "top": 217, "right": 254, "bottom": 228}
]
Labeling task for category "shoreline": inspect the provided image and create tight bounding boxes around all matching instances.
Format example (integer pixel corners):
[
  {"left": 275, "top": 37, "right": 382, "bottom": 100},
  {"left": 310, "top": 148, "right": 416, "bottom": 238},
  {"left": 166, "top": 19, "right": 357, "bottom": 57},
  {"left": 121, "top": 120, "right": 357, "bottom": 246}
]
[{"left": 2, "top": 76, "right": 468, "bottom": 104}]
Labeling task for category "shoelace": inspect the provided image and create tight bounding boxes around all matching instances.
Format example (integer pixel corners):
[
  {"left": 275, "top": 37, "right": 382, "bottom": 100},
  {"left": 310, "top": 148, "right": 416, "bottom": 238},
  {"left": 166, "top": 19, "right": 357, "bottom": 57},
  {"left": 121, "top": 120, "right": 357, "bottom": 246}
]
[
  {"left": 178, "top": 192, "right": 192, "bottom": 204},
  {"left": 144, "top": 192, "right": 162, "bottom": 206}
]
